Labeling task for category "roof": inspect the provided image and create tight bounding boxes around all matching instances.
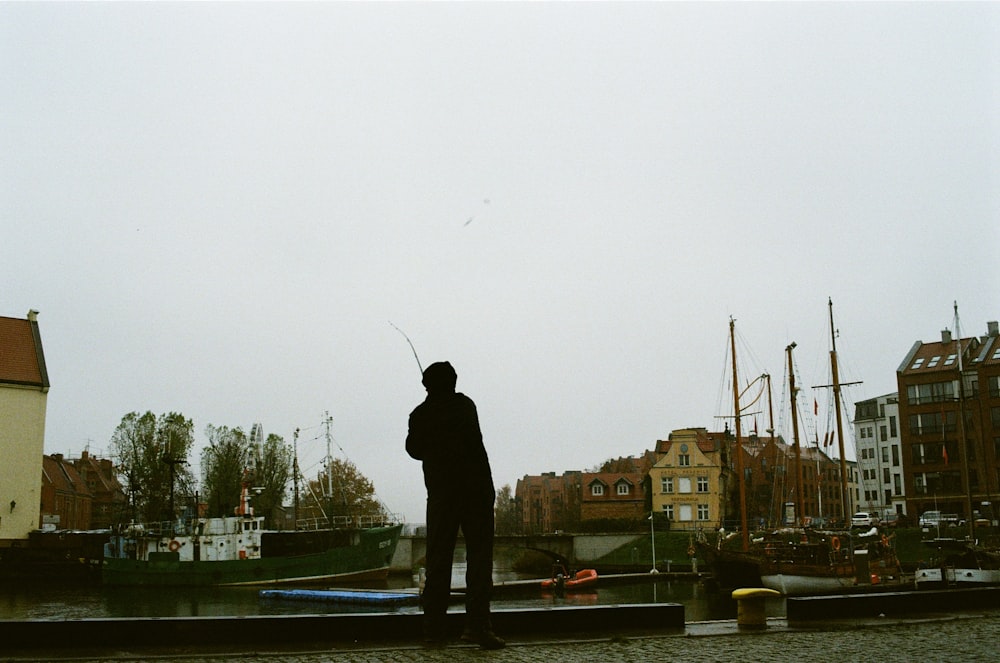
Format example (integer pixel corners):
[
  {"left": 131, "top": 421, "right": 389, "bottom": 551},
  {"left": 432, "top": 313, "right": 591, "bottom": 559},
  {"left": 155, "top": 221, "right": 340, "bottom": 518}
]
[
  {"left": 898, "top": 322, "right": 999, "bottom": 376},
  {"left": 42, "top": 455, "right": 93, "bottom": 498},
  {"left": 0, "top": 313, "right": 49, "bottom": 388}
]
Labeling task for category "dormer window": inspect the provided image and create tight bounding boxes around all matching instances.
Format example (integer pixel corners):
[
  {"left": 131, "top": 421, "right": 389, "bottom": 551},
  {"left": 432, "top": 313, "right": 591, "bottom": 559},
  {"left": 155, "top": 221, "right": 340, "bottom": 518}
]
[
  {"left": 591, "top": 483, "right": 605, "bottom": 496},
  {"left": 616, "top": 482, "right": 630, "bottom": 496}
]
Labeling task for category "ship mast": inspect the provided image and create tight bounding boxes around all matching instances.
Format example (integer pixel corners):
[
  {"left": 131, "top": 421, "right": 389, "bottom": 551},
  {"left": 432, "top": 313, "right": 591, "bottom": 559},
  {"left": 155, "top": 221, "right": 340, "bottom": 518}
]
[
  {"left": 787, "top": 342, "right": 805, "bottom": 525},
  {"left": 829, "top": 299, "right": 851, "bottom": 523},
  {"left": 954, "top": 302, "right": 975, "bottom": 539},
  {"left": 730, "top": 318, "right": 750, "bottom": 551}
]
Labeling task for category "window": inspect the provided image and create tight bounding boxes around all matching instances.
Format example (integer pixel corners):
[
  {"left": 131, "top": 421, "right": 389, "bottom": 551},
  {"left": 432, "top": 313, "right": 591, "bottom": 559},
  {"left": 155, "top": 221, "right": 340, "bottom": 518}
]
[
  {"left": 662, "top": 504, "right": 674, "bottom": 519},
  {"left": 616, "top": 482, "right": 630, "bottom": 496},
  {"left": 906, "top": 381, "right": 956, "bottom": 405},
  {"left": 893, "top": 474, "right": 902, "bottom": 496},
  {"left": 697, "top": 477, "right": 709, "bottom": 493},
  {"left": 911, "top": 357, "right": 924, "bottom": 369},
  {"left": 892, "top": 445, "right": 900, "bottom": 467},
  {"left": 591, "top": 484, "right": 604, "bottom": 496},
  {"left": 697, "top": 504, "right": 710, "bottom": 520},
  {"left": 883, "top": 467, "right": 891, "bottom": 484},
  {"left": 881, "top": 447, "right": 889, "bottom": 463},
  {"left": 661, "top": 476, "right": 674, "bottom": 493},
  {"left": 678, "top": 454, "right": 691, "bottom": 467},
  {"left": 889, "top": 416, "right": 897, "bottom": 437},
  {"left": 908, "top": 411, "right": 955, "bottom": 436},
  {"left": 679, "top": 504, "right": 693, "bottom": 521},
  {"left": 880, "top": 426, "right": 888, "bottom": 442},
  {"left": 678, "top": 477, "right": 692, "bottom": 494}
]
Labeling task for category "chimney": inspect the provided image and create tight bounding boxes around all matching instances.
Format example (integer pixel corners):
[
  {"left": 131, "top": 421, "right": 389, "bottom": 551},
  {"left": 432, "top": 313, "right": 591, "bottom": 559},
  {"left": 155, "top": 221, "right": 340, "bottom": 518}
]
[
  {"left": 26, "top": 309, "right": 39, "bottom": 322},
  {"left": 988, "top": 321, "right": 999, "bottom": 338},
  {"left": 941, "top": 329, "right": 953, "bottom": 344}
]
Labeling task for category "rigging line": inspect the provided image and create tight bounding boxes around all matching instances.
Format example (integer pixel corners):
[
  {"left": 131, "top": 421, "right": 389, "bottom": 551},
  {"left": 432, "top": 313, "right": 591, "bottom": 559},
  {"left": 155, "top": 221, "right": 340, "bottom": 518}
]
[{"left": 714, "top": 329, "right": 733, "bottom": 426}]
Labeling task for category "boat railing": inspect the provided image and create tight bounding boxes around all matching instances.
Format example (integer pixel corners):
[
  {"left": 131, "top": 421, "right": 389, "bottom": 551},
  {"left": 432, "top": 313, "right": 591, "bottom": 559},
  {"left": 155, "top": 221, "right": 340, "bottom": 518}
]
[{"left": 295, "top": 514, "right": 396, "bottom": 530}]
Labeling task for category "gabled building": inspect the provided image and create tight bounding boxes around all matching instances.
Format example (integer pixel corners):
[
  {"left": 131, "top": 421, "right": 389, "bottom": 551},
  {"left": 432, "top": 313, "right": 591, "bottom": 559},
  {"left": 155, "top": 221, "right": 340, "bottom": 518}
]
[
  {"left": 649, "top": 428, "right": 727, "bottom": 530},
  {"left": 40, "top": 454, "right": 92, "bottom": 530},
  {"left": 0, "top": 311, "right": 49, "bottom": 545},
  {"left": 897, "top": 320, "right": 1000, "bottom": 522},
  {"left": 580, "top": 470, "right": 646, "bottom": 522}
]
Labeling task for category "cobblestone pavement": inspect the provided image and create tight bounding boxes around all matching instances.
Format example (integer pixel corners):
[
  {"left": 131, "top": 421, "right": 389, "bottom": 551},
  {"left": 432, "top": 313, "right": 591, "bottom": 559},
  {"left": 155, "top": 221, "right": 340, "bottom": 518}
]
[{"left": 13, "top": 613, "right": 1000, "bottom": 663}]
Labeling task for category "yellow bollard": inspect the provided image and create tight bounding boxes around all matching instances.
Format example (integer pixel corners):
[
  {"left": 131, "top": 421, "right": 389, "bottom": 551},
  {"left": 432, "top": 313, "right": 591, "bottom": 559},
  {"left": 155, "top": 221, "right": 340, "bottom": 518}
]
[{"left": 731, "top": 587, "right": 781, "bottom": 629}]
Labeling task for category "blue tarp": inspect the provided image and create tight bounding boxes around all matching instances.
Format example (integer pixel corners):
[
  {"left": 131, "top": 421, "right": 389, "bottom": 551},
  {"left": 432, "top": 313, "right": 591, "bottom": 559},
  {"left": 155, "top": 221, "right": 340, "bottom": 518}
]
[{"left": 259, "top": 588, "right": 419, "bottom": 605}]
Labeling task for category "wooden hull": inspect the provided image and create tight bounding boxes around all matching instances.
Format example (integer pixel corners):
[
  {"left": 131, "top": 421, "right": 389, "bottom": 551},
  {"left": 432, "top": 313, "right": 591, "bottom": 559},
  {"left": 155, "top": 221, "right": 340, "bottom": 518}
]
[
  {"left": 697, "top": 541, "right": 763, "bottom": 590},
  {"left": 103, "top": 524, "right": 402, "bottom": 587}
]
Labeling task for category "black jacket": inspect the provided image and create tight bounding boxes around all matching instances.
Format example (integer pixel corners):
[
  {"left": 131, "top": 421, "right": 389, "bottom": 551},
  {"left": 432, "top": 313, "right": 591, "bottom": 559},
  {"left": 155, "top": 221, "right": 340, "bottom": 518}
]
[{"left": 406, "top": 391, "right": 493, "bottom": 495}]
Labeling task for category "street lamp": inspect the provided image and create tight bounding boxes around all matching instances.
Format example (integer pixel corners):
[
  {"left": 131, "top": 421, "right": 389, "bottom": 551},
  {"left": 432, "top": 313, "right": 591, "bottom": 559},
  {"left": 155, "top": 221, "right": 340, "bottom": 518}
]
[{"left": 649, "top": 512, "right": 659, "bottom": 574}]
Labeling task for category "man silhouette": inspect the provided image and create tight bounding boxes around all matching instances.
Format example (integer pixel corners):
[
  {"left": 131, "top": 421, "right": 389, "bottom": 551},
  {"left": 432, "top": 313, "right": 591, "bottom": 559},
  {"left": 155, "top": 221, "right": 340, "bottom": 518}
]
[{"left": 406, "top": 361, "right": 504, "bottom": 649}]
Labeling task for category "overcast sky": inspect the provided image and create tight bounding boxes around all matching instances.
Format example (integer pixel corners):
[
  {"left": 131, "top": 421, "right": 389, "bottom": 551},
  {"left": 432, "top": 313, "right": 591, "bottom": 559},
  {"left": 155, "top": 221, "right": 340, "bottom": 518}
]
[{"left": 3, "top": 3, "right": 997, "bottom": 524}]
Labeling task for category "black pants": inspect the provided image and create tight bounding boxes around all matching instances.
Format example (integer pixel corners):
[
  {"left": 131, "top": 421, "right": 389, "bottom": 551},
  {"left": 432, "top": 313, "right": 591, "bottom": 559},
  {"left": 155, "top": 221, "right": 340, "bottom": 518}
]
[{"left": 423, "top": 485, "right": 495, "bottom": 631}]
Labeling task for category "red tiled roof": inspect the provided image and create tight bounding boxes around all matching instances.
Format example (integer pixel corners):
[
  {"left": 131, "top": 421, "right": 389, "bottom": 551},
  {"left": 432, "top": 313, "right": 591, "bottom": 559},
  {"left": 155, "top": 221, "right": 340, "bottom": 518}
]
[{"left": 0, "top": 315, "right": 48, "bottom": 387}]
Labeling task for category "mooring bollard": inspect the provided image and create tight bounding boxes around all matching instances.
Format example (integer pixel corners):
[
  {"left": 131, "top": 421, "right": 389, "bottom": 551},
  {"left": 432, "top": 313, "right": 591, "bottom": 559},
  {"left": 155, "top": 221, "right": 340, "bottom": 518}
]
[{"left": 731, "top": 587, "right": 781, "bottom": 629}]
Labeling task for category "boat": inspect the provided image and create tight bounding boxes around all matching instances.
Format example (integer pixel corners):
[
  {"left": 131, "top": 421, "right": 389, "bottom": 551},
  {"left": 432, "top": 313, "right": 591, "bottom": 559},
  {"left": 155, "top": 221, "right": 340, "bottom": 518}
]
[
  {"left": 758, "top": 526, "right": 902, "bottom": 595},
  {"left": 103, "top": 483, "right": 402, "bottom": 587},
  {"left": 696, "top": 528, "right": 764, "bottom": 589},
  {"left": 540, "top": 566, "right": 598, "bottom": 591},
  {"left": 709, "top": 304, "right": 910, "bottom": 596},
  {"left": 914, "top": 538, "right": 1000, "bottom": 589}
]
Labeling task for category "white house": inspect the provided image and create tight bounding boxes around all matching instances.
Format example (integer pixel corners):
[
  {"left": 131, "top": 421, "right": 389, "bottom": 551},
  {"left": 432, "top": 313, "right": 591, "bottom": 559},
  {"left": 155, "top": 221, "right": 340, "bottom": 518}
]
[{"left": 0, "top": 310, "right": 49, "bottom": 543}]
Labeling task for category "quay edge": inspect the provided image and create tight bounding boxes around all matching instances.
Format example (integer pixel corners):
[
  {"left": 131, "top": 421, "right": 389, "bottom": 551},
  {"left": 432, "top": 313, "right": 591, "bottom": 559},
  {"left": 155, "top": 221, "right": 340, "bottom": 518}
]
[
  {"left": 0, "top": 603, "right": 685, "bottom": 655},
  {"left": 787, "top": 586, "right": 1000, "bottom": 621}
]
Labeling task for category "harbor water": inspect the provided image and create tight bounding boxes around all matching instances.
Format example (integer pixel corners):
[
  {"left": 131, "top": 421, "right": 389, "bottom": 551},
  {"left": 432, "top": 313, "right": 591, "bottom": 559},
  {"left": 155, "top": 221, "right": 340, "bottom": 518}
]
[{"left": 0, "top": 569, "right": 750, "bottom": 622}]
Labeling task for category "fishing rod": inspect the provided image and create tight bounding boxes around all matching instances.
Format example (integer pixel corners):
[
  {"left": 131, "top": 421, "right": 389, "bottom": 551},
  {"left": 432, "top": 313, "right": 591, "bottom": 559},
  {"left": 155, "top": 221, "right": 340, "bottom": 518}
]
[{"left": 388, "top": 321, "right": 424, "bottom": 374}]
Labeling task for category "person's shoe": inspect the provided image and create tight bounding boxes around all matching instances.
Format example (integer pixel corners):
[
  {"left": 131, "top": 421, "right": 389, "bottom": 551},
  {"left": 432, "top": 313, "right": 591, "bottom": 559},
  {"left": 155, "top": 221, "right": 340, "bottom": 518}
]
[
  {"left": 422, "top": 619, "right": 447, "bottom": 647},
  {"left": 460, "top": 628, "right": 506, "bottom": 650}
]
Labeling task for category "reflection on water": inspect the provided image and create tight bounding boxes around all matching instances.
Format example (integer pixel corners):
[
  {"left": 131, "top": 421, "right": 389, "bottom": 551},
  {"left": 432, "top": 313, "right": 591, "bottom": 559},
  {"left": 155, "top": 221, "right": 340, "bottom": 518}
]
[{"left": 0, "top": 566, "right": 775, "bottom": 622}]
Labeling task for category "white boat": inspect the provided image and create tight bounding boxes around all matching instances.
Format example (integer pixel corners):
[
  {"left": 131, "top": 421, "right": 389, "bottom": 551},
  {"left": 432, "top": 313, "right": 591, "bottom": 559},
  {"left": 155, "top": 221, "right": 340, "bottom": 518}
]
[{"left": 914, "top": 538, "right": 1000, "bottom": 589}]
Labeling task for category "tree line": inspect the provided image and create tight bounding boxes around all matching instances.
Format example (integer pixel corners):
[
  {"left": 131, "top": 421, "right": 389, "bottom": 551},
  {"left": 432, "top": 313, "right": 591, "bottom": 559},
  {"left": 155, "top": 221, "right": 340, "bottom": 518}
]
[{"left": 108, "top": 411, "right": 386, "bottom": 528}]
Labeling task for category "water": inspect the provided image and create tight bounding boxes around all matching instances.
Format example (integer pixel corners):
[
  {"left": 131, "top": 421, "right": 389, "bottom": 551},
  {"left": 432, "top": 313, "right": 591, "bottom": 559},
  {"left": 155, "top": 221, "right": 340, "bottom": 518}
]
[{"left": 0, "top": 570, "right": 750, "bottom": 622}]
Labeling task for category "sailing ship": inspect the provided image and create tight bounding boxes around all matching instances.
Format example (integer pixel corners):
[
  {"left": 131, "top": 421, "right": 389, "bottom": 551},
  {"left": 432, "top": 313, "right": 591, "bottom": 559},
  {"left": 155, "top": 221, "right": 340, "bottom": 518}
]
[{"left": 707, "top": 303, "right": 904, "bottom": 595}]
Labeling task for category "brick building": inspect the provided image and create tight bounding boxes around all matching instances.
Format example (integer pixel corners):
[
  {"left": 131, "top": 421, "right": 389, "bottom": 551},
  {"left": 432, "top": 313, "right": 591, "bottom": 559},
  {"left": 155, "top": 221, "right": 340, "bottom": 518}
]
[
  {"left": 71, "top": 451, "right": 126, "bottom": 529},
  {"left": 897, "top": 320, "right": 1000, "bottom": 522},
  {"left": 40, "top": 454, "right": 92, "bottom": 530},
  {"left": 516, "top": 471, "right": 582, "bottom": 534}
]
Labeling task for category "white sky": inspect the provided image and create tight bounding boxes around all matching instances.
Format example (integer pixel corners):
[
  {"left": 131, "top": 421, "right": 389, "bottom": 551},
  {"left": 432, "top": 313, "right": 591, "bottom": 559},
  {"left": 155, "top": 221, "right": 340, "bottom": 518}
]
[{"left": 3, "top": 3, "right": 997, "bottom": 524}]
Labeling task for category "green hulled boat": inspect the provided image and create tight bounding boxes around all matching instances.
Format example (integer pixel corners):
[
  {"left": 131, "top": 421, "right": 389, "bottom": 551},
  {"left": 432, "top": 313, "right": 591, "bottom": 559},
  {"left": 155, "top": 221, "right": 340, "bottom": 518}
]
[{"left": 103, "top": 514, "right": 402, "bottom": 587}]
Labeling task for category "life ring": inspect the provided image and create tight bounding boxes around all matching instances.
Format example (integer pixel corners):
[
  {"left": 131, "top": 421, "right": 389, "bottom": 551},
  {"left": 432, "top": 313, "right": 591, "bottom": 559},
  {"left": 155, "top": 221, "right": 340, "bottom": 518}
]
[
  {"left": 168, "top": 539, "right": 181, "bottom": 552},
  {"left": 830, "top": 536, "right": 841, "bottom": 551}
]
